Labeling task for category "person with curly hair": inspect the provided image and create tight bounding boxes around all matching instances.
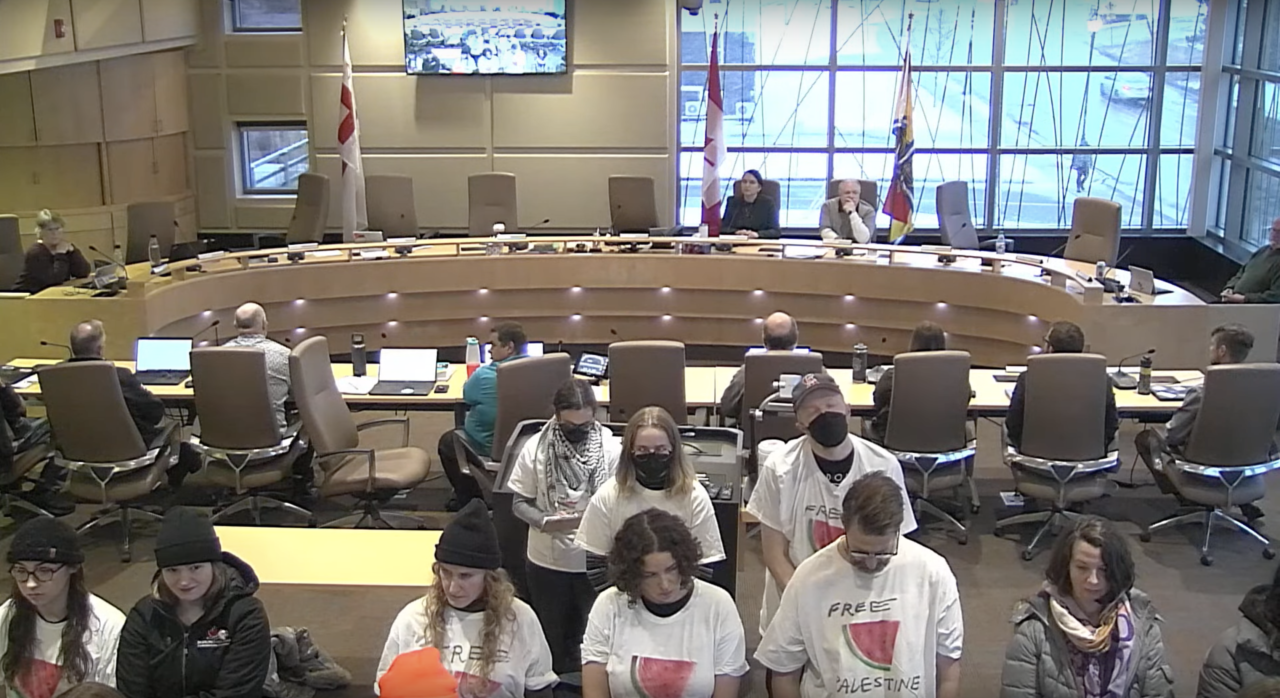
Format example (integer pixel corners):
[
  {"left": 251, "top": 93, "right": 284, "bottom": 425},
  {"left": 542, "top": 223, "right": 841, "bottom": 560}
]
[
  {"left": 576, "top": 407, "right": 726, "bottom": 591},
  {"left": 1197, "top": 562, "right": 1280, "bottom": 698},
  {"left": 581, "top": 509, "right": 748, "bottom": 698},
  {"left": 377, "top": 500, "right": 556, "bottom": 697},
  {"left": 0, "top": 518, "right": 125, "bottom": 698}
]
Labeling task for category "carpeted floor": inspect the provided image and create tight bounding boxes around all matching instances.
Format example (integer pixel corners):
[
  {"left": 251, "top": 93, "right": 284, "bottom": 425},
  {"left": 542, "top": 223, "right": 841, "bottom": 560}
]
[{"left": 2, "top": 412, "right": 1275, "bottom": 697}]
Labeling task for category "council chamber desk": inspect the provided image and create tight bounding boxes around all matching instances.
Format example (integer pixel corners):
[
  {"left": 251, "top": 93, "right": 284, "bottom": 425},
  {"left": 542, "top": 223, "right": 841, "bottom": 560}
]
[{"left": 1, "top": 236, "right": 1274, "bottom": 369}]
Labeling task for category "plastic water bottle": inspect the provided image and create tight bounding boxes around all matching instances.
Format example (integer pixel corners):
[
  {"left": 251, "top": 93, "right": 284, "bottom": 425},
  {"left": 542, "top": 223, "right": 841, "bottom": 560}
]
[
  {"left": 1138, "top": 355, "right": 1153, "bottom": 395},
  {"left": 994, "top": 233, "right": 1007, "bottom": 256},
  {"left": 852, "top": 343, "right": 869, "bottom": 383},
  {"left": 465, "top": 336, "right": 481, "bottom": 378},
  {"left": 147, "top": 235, "right": 161, "bottom": 266}
]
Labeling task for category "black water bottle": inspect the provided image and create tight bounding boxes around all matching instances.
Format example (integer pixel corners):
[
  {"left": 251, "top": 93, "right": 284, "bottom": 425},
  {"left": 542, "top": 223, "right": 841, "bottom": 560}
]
[
  {"left": 852, "top": 343, "right": 868, "bottom": 383},
  {"left": 1137, "top": 354, "right": 1152, "bottom": 395},
  {"left": 352, "top": 333, "right": 367, "bottom": 377}
]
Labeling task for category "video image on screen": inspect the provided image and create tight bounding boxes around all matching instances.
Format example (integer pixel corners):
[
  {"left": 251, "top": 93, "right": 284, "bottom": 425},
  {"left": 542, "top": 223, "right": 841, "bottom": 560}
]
[{"left": 402, "top": 1, "right": 567, "bottom": 75}]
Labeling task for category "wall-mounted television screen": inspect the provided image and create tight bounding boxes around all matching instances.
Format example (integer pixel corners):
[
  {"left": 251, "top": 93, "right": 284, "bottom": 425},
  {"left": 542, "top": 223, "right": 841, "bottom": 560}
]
[{"left": 402, "top": 1, "right": 568, "bottom": 75}]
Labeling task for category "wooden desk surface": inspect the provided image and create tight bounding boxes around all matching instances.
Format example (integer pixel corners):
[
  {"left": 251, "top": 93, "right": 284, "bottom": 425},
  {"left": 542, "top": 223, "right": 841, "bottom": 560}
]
[{"left": 214, "top": 526, "right": 439, "bottom": 587}]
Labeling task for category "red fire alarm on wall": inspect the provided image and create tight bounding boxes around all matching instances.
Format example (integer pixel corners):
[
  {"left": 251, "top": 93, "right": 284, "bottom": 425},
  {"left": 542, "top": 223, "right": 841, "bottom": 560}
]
[{"left": 53, "top": 18, "right": 66, "bottom": 39}]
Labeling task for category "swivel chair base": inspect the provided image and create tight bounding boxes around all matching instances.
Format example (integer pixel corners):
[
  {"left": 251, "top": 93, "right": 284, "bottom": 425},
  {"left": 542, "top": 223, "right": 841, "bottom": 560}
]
[
  {"left": 913, "top": 498, "right": 968, "bottom": 545},
  {"left": 1140, "top": 507, "right": 1276, "bottom": 567},
  {"left": 322, "top": 496, "right": 423, "bottom": 530},
  {"left": 0, "top": 493, "right": 58, "bottom": 519},
  {"left": 77, "top": 504, "right": 164, "bottom": 563},
  {"left": 995, "top": 508, "right": 1083, "bottom": 561},
  {"left": 212, "top": 494, "right": 316, "bottom": 527}
]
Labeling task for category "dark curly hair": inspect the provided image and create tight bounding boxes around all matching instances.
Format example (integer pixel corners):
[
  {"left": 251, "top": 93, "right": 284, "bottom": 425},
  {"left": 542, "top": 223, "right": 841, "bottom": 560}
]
[{"left": 607, "top": 509, "right": 703, "bottom": 606}]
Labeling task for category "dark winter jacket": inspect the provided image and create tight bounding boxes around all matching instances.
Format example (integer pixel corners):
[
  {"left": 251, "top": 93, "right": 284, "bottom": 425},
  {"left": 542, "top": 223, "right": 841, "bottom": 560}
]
[
  {"left": 116, "top": 553, "right": 271, "bottom": 698},
  {"left": 1196, "top": 584, "right": 1280, "bottom": 698}
]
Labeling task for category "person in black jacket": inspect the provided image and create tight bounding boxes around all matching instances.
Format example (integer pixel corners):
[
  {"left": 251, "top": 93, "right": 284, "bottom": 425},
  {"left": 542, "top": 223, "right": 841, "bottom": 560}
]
[
  {"left": 116, "top": 507, "right": 271, "bottom": 698},
  {"left": 15, "top": 210, "right": 91, "bottom": 294},
  {"left": 66, "top": 320, "right": 166, "bottom": 444},
  {"left": 720, "top": 169, "right": 781, "bottom": 238},
  {"left": 1005, "top": 321, "right": 1118, "bottom": 452}
]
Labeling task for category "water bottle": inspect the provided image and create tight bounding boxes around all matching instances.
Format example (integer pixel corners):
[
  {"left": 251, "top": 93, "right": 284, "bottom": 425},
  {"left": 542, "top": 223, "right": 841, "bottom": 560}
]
[
  {"left": 351, "top": 333, "right": 367, "bottom": 377},
  {"left": 486, "top": 223, "right": 504, "bottom": 256},
  {"left": 147, "top": 235, "right": 161, "bottom": 266},
  {"left": 465, "top": 336, "right": 481, "bottom": 378},
  {"left": 1137, "top": 354, "right": 1152, "bottom": 395},
  {"left": 994, "top": 233, "right": 1007, "bottom": 255},
  {"left": 852, "top": 343, "right": 869, "bottom": 383},
  {"left": 1095, "top": 261, "right": 1107, "bottom": 282}
]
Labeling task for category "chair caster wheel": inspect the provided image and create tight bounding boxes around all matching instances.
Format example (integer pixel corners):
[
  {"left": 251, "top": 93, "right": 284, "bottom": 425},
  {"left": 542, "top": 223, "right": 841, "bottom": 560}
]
[
  {"left": 1265, "top": 547, "right": 1276, "bottom": 560},
  {"left": 1200, "top": 554, "right": 1214, "bottom": 567},
  {"left": 1020, "top": 549, "right": 1035, "bottom": 562},
  {"left": 1138, "top": 531, "right": 1151, "bottom": 543},
  {"left": 956, "top": 534, "right": 969, "bottom": 545},
  {"left": 120, "top": 552, "right": 132, "bottom": 564},
  {"left": 969, "top": 503, "right": 981, "bottom": 515}
]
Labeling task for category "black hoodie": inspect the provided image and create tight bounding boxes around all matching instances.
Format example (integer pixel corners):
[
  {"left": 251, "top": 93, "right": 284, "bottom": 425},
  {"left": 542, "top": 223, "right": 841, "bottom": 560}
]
[{"left": 116, "top": 552, "right": 271, "bottom": 698}]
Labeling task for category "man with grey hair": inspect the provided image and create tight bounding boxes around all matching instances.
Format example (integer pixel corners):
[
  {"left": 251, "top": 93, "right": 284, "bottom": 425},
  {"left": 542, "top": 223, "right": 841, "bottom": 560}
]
[
  {"left": 66, "top": 319, "right": 166, "bottom": 443},
  {"left": 818, "top": 179, "right": 875, "bottom": 244},
  {"left": 719, "top": 311, "right": 810, "bottom": 425},
  {"left": 223, "top": 302, "right": 292, "bottom": 430}
]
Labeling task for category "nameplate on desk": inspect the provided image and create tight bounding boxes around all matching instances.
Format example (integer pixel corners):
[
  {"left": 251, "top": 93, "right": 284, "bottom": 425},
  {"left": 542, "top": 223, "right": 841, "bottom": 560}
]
[
  {"left": 388, "top": 237, "right": 416, "bottom": 244},
  {"left": 358, "top": 249, "right": 390, "bottom": 260},
  {"left": 150, "top": 264, "right": 169, "bottom": 275},
  {"left": 311, "top": 250, "right": 344, "bottom": 258},
  {"left": 495, "top": 233, "right": 526, "bottom": 241},
  {"left": 618, "top": 232, "right": 650, "bottom": 240},
  {"left": 921, "top": 245, "right": 952, "bottom": 253},
  {"left": 1016, "top": 255, "right": 1045, "bottom": 264},
  {"left": 287, "top": 243, "right": 319, "bottom": 252},
  {"left": 783, "top": 245, "right": 824, "bottom": 259},
  {"left": 197, "top": 251, "right": 226, "bottom": 262}
]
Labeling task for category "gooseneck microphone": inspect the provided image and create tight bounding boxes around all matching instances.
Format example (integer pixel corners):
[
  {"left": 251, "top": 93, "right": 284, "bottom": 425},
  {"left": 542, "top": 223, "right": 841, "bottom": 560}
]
[
  {"left": 1111, "top": 348, "right": 1155, "bottom": 390},
  {"left": 193, "top": 319, "right": 221, "bottom": 346},
  {"left": 39, "top": 340, "right": 72, "bottom": 357},
  {"left": 1046, "top": 233, "right": 1083, "bottom": 258}
]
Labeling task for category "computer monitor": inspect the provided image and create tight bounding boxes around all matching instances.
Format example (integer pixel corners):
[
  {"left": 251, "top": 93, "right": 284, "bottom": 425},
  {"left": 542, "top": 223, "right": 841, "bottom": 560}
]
[
  {"left": 135, "top": 338, "right": 193, "bottom": 371},
  {"left": 574, "top": 352, "right": 609, "bottom": 378},
  {"left": 377, "top": 348, "right": 438, "bottom": 381},
  {"left": 482, "top": 341, "right": 545, "bottom": 363},
  {"left": 746, "top": 346, "right": 811, "bottom": 355},
  {"left": 608, "top": 176, "right": 659, "bottom": 234}
]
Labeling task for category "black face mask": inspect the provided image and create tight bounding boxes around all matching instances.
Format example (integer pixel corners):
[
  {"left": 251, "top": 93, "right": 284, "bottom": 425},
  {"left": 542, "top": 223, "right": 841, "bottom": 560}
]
[
  {"left": 559, "top": 421, "right": 592, "bottom": 444},
  {"left": 632, "top": 452, "right": 673, "bottom": 490},
  {"left": 807, "top": 411, "right": 849, "bottom": 448}
]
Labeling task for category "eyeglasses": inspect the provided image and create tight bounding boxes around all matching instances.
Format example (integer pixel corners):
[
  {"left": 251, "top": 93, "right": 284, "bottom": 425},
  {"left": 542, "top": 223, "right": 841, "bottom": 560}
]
[
  {"left": 10, "top": 564, "right": 65, "bottom": 583},
  {"left": 845, "top": 537, "right": 899, "bottom": 564}
]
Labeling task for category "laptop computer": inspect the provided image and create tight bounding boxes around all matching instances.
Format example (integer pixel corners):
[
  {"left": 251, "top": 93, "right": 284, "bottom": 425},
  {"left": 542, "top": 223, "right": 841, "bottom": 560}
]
[
  {"left": 370, "top": 348, "right": 438, "bottom": 395},
  {"left": 1128, "top": 266, "right": 1173, "bottom": 296},
  {"left": 134, "top": 338, "right": 193, "bottom": 385}
]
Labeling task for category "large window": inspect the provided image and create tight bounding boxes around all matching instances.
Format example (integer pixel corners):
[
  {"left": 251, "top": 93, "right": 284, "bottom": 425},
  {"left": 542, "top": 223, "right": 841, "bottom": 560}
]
[
  {"left": 678, "top": 0, "right": 1205, "bottom": 231},
  {"left": 238, "top": 124, "right": 310, "bottom": 195},
  {"left": 230, "top": 0, "right": 302, "bottom": 32}
]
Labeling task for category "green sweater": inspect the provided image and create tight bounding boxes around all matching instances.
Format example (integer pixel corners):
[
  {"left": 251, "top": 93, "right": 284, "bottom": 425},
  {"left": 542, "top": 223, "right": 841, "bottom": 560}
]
[{"left": 1226, "top": 246, "right": 1280, "bottom": 303}]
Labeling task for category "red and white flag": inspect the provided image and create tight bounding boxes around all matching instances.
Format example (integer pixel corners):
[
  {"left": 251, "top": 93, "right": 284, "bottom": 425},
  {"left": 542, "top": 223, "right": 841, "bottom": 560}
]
[
  {"left": 700, "top": 17, "right": 726, "bottom": 237},
  {"left": 338, "top": 23, "right": 367, "bottom": 242}
]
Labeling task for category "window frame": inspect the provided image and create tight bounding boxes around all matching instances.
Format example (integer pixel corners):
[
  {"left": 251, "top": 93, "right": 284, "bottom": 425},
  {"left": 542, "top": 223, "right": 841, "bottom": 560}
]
[
  {"left": 229, "top": 0, "right": 303, "bottom": 33},
  {"left": 236, "top": 122, "right": 311, "bottom": 196}
]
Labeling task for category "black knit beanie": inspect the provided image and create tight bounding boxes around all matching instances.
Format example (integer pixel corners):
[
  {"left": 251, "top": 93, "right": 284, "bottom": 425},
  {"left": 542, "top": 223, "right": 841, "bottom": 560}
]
[
  {"left": 7, "top": 517, "right": 83, "bottom": 565},
  {"left": 435, "top": 500, "right": 501, "bottom": 570},
  {"left": 154, "top": 507, "right": 222, "bottom": 568}
]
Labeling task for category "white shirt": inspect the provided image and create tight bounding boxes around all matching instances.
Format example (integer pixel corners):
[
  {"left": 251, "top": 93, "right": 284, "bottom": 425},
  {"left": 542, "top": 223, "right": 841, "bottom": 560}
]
[
  {"left": 376, "top": 596, "right": 556, "bottom": 697},
  {"left": 507, "top": 428, "right": 622, "bottom": 572},
  {"left": 581, "top": 579, "right": 748, "bottom": 698},
  {"left": 576, "top": 479, "right": 726, "bottom": 564},
  {"left": 746, "top": 434, "right": 918, "bottom": 636},
  {"left": 0, "top": 594, "right": 126, "bottom": 698},
  {"left": 755, "top": 538, "right": 963, "bottom": 698},
  {"left": 222, "top": 334, "right": 292, "bottom": 430}
]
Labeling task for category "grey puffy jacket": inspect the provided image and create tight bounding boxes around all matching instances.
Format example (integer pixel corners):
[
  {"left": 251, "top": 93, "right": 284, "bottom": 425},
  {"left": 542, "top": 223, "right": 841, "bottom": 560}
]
[
  {"left": 1196, "top": 584, "right": 1280, "bottom": 698},
  {"left": 1000, "top": 589, "right": 1174, "bottom": 698}
]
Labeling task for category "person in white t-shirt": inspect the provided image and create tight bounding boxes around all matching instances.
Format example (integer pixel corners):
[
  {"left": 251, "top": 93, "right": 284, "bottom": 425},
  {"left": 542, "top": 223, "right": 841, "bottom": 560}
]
[
  {"left": 508, "top": 378, "right": 621, "bottom": 675},
  {"left": 0, "top": 517, "right": 126, "bottom": 698},
  {"left": 747, "top": 372, "right": 917, "bottom": 639},
  {"left": 756, "top": 472, "right": 963, "bottom": 698},
  {"left": 377, "top": 500, "right": 557, "bottom": 698},
  {"left": 576, "top": 406, "right": 726, "bottom": 591},
  {"left": 582, "top": 508, "right": 748, "bottom": 698}
]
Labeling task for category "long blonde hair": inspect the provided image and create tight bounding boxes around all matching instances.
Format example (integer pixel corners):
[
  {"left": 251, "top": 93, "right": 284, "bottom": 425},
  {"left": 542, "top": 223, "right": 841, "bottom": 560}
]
[
  {"left": 422, "top": 567, "right": 516, "bottom": 687},
  {"left": 615, "top": 406, "right": 695, "bottom": 496}
]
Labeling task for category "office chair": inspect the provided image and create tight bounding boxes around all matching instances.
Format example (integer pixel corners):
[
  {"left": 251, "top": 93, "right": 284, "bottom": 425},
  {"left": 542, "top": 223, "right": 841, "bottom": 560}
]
[
  {"left": 286, "top": 173, "right": 331, "bottom": 245},
  {"left": 881, "top": 351, "right": 977, "bottom": 543},
  {"left": 1064, "top": 197, "right": 1122, "bottom": 265},
  {"left": 125, "top": 201, "right": 177, "bottom": 264},
  {"left": 468, "top": 172, "right": 519, "bottom": 237},
  {"left": 491, "top": 418, "right": 547, "bottom": 598},
  {"left": 607, "top": 175, "right": 660, "bottom": 233},
  {"left": 0, "top": 426, "right": 56, "bottom": 518},
  {"left": 742, "top": 352, "right": 825, "bottom": 478},
  {"left": 733, "top": 178, "right": 782, "bottom": 207},
  {"left": 366, "top": 174, "right": 419, "bottom": 238},
  {"left": 994, "top": 354, "right": 1120, "bottom": 560},
  {"left": 1140, "top": 364, "right": 1280, "bottom": 566},
  {"left": 289, "top": 336, "right": 430, "bottom": 528},
  {"left": 607, "top": 340, "right": 687, "bottom": 424},
  {"left": 935, "top": 181, "right": 980, "bottom": 250},
  {"left": 0, "top": 215, "right": 23, "bottom": 291},
  {"left": 39, "top": 361, "right": 178, "bottom": 562},
  {"left": 187, "top": 348, "right": 314, "bottom": 526}
]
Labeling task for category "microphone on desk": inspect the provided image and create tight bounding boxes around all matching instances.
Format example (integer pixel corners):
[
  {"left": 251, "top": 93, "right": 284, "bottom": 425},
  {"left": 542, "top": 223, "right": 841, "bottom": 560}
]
[
  {"left": 192, "top": 319, "right": 221, "bottom": 346},
  {"left": 39, "top": 340, "right": 72, "bottom": 358},
  {"left": 1112, "top": 348, "right": 1155, "bottom": 390},
  {"left": 528, "top": 218, "right": 552, "bottom": 230},
  {"left": 86, "top": 245, "right": 130, "bottom": 286},
  {"left": 1046, "top": 233, "right": 1083, "bottom": 259}
]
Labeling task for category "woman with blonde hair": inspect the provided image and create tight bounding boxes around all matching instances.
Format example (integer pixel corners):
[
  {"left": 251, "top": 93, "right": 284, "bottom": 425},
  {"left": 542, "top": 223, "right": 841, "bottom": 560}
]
[
  {"left": 577, "top": 406, "right": 726, "bottom": 590},
  {"left": 15, "top": 209, "right": 90, "bottom": 293},
  {"left": 377, "top": 500, "right": 556, "bottom": 697}
]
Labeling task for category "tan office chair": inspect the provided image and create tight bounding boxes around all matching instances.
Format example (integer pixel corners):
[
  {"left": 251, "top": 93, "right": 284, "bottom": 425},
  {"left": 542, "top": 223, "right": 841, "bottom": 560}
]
[
  {"left": 125, "top": 201, "right": 177, "bottom": 264},
  {"left": 468, "top": 172, "right": 519, "bottom": 238},
  {"left": 608, "top": 340, "right": 686, "bottom": 424},
  {"left": 1064, "top": 197, "right": 1122, "bottom": 265},
  {"left": 0, "top": 215, "right": 23, "bottom": 291},
  {"left": 733, "top": 177, "right": 782, "bottom": 206},
  {"left": 187, "top": 348, "right": 313, "bottom": 526},
  {"left": 994, "top": 354, "right": 1120, "bottom": 560},
  {"left": 289, "top": 336, "right": 430, "bottom": 528},
  {"left": 286, "top": 173, "right": 331, "bottom": 245},
  {"left": 366, "top": 174, "right": 419, "bottom": 238},
  {"left": 39, "top": 361, "right": 177, "bottom": 562},
  {"left": 882, "top": 351, "right": 976, "bottom": 543},
  {"left": 1140, "top": 364, "right": 1280, "bottom": 566},
  {"left": 0, "top": 429, "right": 55, "bottom": 518},
  {"left": 743, "top": 352, "right": 825, "bottom": 477},
  {"left": 608, "top": 175, "right": 659, "bottom": 233},
  {"left": 826, "top": 178, "right": 878, "bottom": 210}
]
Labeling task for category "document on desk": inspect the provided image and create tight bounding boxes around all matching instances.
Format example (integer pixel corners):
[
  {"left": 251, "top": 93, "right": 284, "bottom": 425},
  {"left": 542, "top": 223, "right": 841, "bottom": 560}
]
[{"left": 337, "top": 375, "right": 378, "bottom": 395}]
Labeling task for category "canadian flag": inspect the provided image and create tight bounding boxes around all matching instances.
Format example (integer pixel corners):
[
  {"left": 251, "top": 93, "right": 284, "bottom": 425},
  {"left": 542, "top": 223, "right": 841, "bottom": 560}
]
[
  {"left": 338, "top": 24, "right": 367, "bottom": 241},
  {"left": 700, "top": 18, "right": 725, "bottom": 237}
]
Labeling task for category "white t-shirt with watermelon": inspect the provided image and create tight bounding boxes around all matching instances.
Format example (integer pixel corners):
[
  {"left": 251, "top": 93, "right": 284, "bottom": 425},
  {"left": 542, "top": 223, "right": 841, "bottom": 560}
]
[
  {"left": 0, "top": 594, "right": 126, "bottom": 698},
  {"left": 754, "top": 537, "right": 963, "bottom": 698},
  {"left": 375, "top": 596, "right": 557, "bottom": 697},
  {"left": 745, "top": 434, "right": 917, "bottom": 635},
  {"left": 576, "top": 480, "right": 726, "bottom": 565},
  {"left": 581, "top": 579, "right": 749, "bottom": 698}
]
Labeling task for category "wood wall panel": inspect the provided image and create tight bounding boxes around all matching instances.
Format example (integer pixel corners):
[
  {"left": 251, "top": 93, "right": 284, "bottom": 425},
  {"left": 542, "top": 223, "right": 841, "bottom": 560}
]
[
  {"left": 0, "top": 74, "right": 37, "bottom": 146},
  {"left": 0, "top": 149, "right": 40, "bottom": 212},
  {"left": 106, "top": 138, "right": 156, "bottom": 204},
  {"left": 235, "top": 205, "right": 294, "bottom": 229},
  {"left": 153, "top": 133, "right": 189, "bottom": 197},
  {"left": 226, "top": 73, "right": 307, "bottom": 116},
  {"left": 153, "top": 50, "right": 190, "bottom": 134},
  {"left": 188, "top": 73, "right": 225, "bottom": 149},
  {"left": 100, "top": 53, "right": 156, "bottom": 141},
  {"left": 315, "top": 153, "right": 494, "bottom": 230},
  {"left": 224, "top": 36, "right": 305, "bottom": 68},
  {"left": 304, "top": 0, "right": 404, "bottom": 68},
  {"left": 493, "top": 154, "right": 673, "bottom": 229},
  {"left": 186, "top": 0, "right": 224, "bottom": 68},
  {"left": 70, "top": 0, "right": 144, "bottom": 51},
  {"left": 0, "top": 1, "right": 76, "bottom": 62},
  {"left": 194, "top": 152, "right": 232, "bottom": 228},
  {"left": 309, "top": 74, "right": 491, "bottom": 150},
  {"left": 31, "top": 144, "right": 103, "bottom": 208},
  {"left": 492, "top": 72, "right": 669, "bottom": 149},
  {"left": 30, "top": 62, "right": 104, "bottom": 144},
  {"left": 140, "top": 0, "right": 198, "bottom": 41},
  {"left": 573, "top": 0, "right": 669, "bottom": 66}
]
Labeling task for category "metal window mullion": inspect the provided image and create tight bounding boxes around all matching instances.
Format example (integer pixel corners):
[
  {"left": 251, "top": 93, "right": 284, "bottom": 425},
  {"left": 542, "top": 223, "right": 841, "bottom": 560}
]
[
  {"left": 827, "top": 0, "right": 838, "bottom": 183},
  {"left": 986, "top": 0, "right": 1008, "bottom": 234},
  {"left": 1142, "top": 0, "right": 1174, "bottom": 231}
]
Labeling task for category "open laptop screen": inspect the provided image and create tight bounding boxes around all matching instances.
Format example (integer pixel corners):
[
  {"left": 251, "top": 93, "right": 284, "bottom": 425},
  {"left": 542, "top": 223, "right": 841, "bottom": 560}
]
[
  {"left": 482, "top": 341, "right": 545, "bottom": 363},
  {"left": 378, "top": 348, "right": 438, "bottom": 381},
  {"left": 135, "top": 338, "right": 193, "bottom": 371}
]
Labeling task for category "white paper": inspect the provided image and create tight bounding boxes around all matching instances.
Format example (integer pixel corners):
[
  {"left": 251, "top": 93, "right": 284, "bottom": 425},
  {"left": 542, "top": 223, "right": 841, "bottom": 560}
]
[{"left": 337, "top": 375, "right": 378, "bottom": 395}]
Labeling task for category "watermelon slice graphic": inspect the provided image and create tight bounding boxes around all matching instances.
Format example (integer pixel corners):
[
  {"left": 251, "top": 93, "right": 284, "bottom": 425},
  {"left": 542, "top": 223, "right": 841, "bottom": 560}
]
[
  {"left": 15, "top": 659, "right": 61, "bottom": 698},
  {"left": 453, "top": 670, "right": 501, "bottom": 698},
  {"left": 844, "top": 620, "right": 899, "bottom": 672},
  {"left": 630, "top": 655, "right": 696, "bottom": 698},
  {"left": 809, "top": 518, "right": 843, "bottom": 551}
]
